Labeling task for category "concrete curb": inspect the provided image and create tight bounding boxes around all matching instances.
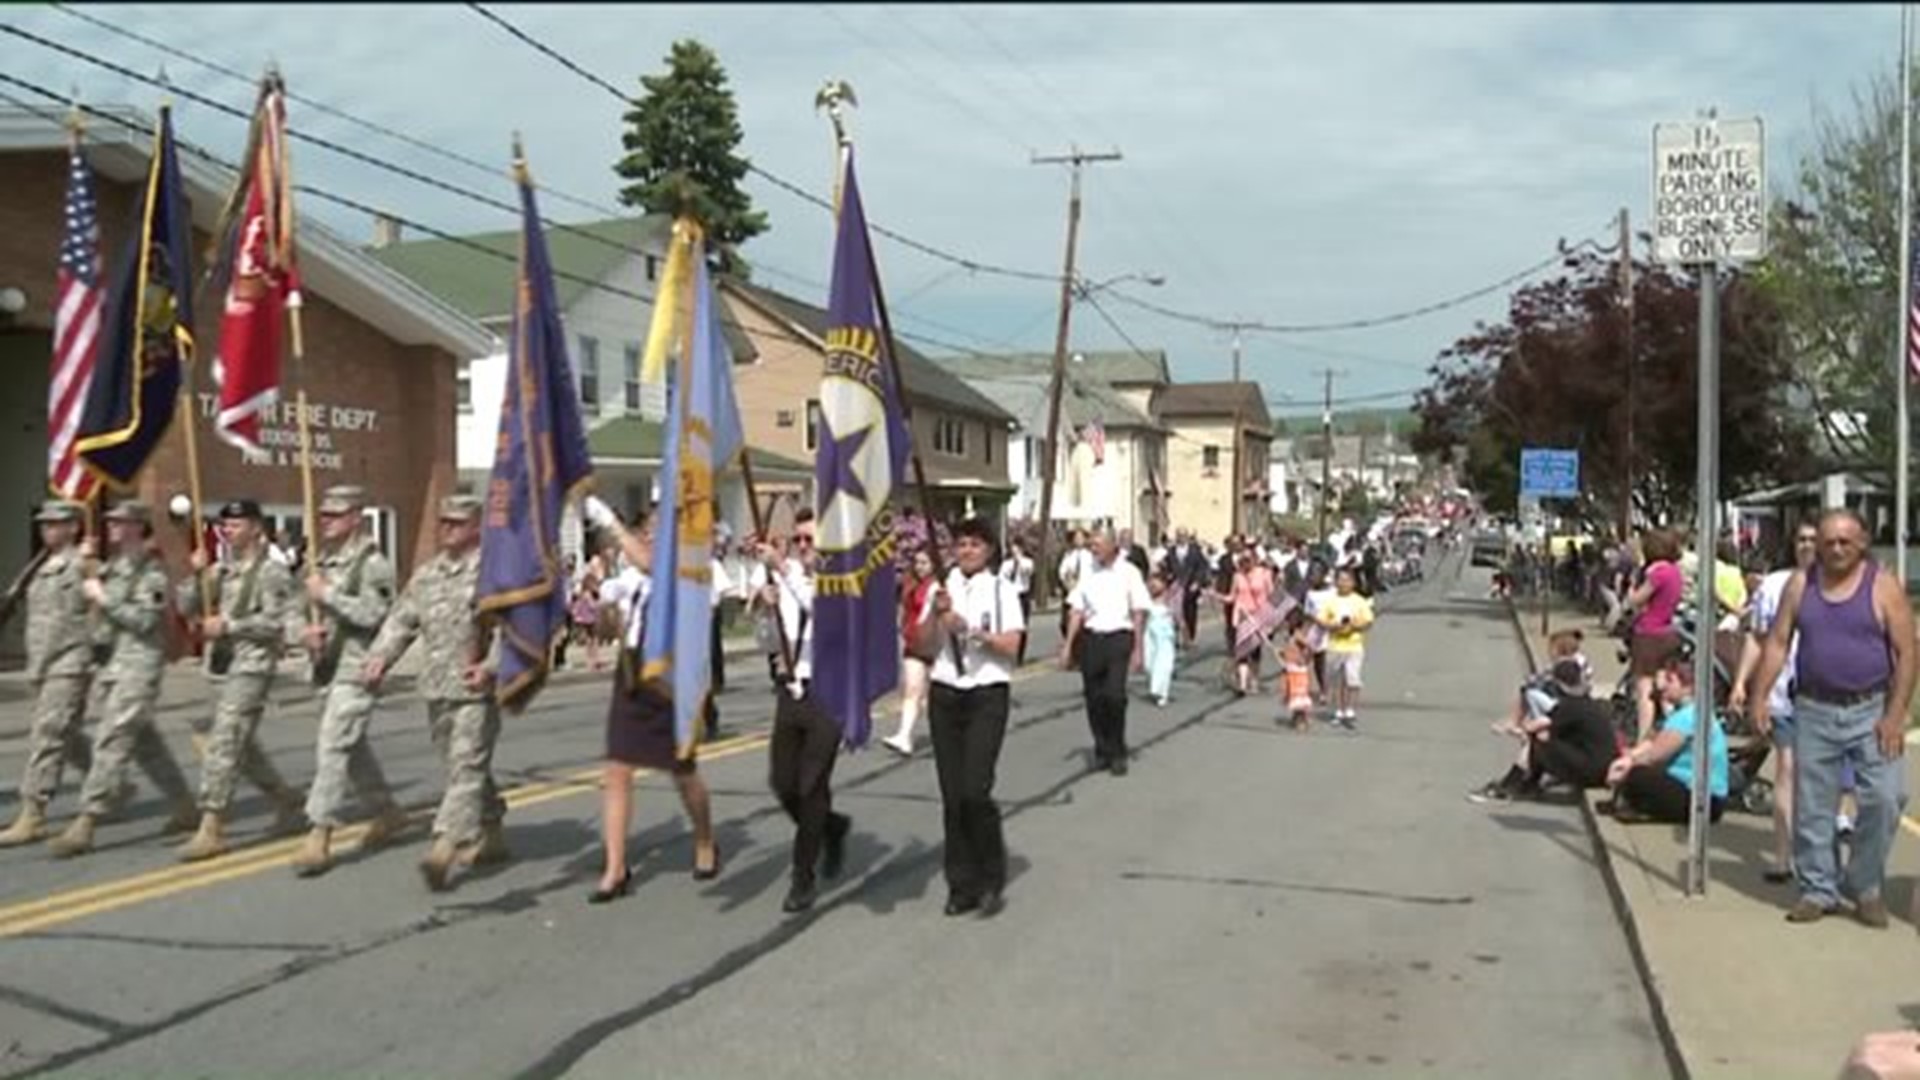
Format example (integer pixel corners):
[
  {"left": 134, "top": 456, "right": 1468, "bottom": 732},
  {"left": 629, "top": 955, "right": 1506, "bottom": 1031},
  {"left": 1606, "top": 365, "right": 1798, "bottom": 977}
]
[{"left": 1501, "top": 590, "right": 1692, "bottom": 1080}]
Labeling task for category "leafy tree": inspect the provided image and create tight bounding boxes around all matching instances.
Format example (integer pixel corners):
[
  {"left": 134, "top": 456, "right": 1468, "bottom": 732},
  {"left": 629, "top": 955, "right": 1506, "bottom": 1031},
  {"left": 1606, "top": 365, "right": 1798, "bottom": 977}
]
[
  {"left": 1753, "top": 69, "right": 1911, "bottom": 476},
  {"left": 1412, "top": 246, "right": 1814, "bottom": 529},
  {"left": 615, "top": 40, "right": 767, "bottom": 272}
]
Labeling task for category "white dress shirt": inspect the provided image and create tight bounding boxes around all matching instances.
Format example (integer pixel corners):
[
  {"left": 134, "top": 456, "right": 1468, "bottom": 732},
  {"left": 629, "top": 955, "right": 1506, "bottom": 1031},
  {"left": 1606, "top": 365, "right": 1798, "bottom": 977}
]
[
  {"left": 751, "top": 559, "right": 814, "bottom": 690},
  {"left": 599, "top": 567, "right": 651, "bottom": 650},
  {"left": 1000, "top": 554, "right": 1035, "bottom": 597},
  {"left": 1057, "top": 547, "right": 1096, "bottom": 592},
  {"left": 931, "top": 568, "right": 1027, "bottom": 690},
  {"left": 1068, "top": 557, "right": 1151, "bottom": 634}
]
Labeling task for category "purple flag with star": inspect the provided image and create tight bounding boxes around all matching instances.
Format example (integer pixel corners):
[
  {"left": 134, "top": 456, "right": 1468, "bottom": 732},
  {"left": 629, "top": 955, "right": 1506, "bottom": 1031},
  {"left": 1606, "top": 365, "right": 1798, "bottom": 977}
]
[{"left": 812, "top": 150, "right": 910, "bottom": 749}]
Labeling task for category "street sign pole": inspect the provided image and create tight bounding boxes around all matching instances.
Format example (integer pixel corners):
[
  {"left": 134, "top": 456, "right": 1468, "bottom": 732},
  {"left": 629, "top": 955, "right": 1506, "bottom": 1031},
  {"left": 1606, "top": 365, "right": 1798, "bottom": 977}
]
[{"left": 1688, "top": 258, "right": 1719, "bottom": 898}]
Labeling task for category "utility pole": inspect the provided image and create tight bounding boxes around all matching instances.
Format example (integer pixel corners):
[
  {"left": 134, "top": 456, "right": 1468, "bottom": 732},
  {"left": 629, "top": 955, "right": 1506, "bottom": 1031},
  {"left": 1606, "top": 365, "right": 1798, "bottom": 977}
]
[
  {"left": 1229, "top": 324, "right": 1246, "bottom": 539},
  {"left": 1618, "top": 206, "right": 1636, "bottom": 543},
  {"left": 1316, "top": 369, "right": 1344, "bottom": 544},
  {"left": 1032, "top": 145, "right": 1121, "bottom": 609}
]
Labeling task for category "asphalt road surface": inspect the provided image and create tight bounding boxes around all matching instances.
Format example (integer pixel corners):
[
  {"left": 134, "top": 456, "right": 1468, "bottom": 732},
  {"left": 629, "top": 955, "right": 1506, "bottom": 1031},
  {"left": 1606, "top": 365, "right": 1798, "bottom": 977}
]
[{"left": 0, "top": 553, "right": 1669, "bottom": 1078}]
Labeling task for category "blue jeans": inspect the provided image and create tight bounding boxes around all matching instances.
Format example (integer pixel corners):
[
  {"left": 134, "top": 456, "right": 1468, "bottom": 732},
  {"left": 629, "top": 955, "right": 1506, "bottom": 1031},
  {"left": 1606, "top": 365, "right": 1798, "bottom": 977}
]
[{"left": 1792, "top": 695, "right": 1907, "bottom": 906}]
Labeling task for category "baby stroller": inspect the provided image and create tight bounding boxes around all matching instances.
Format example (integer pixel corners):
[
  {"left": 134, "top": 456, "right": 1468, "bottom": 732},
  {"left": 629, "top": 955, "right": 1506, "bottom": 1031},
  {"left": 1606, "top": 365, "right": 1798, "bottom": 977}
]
[{"left": 1606, "top": 606, "right": 1772, "bottom": 816}]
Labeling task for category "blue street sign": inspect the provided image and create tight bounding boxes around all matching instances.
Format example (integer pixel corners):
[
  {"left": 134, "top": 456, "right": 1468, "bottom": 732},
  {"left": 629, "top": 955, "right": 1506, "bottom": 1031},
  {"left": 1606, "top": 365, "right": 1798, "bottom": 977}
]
[{"left": 1519, "top": 448, "right": 1580, "bottom": 499}]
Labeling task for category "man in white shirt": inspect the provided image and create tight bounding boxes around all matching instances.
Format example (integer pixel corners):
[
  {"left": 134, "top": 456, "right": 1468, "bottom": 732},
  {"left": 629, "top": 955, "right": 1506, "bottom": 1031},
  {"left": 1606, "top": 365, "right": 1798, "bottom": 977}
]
[
  {"left": 1061, "top": 529, "right": 1151, "bottom": 775},
  {"left": 749, "top": 510, "right": 849, "bottom": 915},
  {"left": 1056, "top": 529, "right": 1097, "bottom": 657},
  {"left": 928, "top": 517, "right": 1026, "bottom": 917},
  {"left": 999, "top": 539, "right": 1035, "bottom": 665},
  {"left": 1731, "top": 519, "right": 1819, "bottom": 884}
]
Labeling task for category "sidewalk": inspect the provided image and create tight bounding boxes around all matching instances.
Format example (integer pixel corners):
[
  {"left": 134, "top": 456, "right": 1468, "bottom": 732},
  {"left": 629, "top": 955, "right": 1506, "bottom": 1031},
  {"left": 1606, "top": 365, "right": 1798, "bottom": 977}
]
[{"left": 1513, "top": 595, "right": 1920, "bottom": 1078}]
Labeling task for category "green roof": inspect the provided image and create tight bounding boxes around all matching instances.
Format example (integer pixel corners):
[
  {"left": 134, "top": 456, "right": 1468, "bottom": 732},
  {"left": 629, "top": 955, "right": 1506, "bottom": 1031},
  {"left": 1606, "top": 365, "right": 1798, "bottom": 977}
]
[
  {"left": 586, "top": 415, "right": 813, "bottom": 477},
  {"left": 369, "top": 216, "right": 672, "bottom": 321}
]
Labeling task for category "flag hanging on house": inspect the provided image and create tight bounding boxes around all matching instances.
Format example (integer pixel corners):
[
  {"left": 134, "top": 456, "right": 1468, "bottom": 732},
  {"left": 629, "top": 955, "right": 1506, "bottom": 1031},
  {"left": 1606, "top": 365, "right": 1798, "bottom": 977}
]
[
  {"left": 476, "top": 156, "right": 595, "bottom": 710},
  {"left": 50, "top": 138, "right": 104, "bottom": 503},
  {"left": 1084, "top": 417, "right": 1107, "bottom": 465},
  {"left": 211, "top": 77, "right": 300, "bottom": 454},
  {"left": 74, "top": 105, "right": 193, "bottom": 491},
  {"left": 639, "top": 223, "right": 745, "bottom": 758},
  {"left": 813, "top": 148, "right": 910, "bottom": 749}
]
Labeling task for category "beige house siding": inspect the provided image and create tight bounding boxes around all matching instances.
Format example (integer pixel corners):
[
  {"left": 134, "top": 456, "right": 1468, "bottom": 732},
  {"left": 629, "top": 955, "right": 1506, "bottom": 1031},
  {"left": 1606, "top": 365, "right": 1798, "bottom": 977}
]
[{"left": 1165, "top": 420, "right": 1273, "bottom": 542}]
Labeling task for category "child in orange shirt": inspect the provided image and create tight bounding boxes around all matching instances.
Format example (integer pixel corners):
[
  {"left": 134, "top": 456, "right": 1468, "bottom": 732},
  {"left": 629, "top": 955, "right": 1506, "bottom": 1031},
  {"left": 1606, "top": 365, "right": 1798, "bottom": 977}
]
[{"left": 1275, "top": 611, "right": 1315, "bottom": 732}]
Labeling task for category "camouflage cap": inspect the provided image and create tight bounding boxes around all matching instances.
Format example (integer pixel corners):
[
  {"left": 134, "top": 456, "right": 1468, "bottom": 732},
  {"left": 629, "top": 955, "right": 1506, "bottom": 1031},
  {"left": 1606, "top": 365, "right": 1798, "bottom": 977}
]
[
  {"left": 438, "top": 494, "right": 482, "bottom": 522},
  {"left": 317, "top": 485, "right": 368, "bottom": 515},
  {"left": 33, "top": 499, "right": 83, "bottom": 524},
  {"left": 103, "top": 500, "right": 153, "bottom": 525}
]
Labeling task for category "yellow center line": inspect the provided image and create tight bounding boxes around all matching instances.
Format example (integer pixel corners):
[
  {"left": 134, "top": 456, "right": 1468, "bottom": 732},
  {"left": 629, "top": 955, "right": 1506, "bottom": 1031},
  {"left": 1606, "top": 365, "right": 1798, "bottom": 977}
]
[{"left": 0, "top": 660, "right": 1062, "bottom": 939}]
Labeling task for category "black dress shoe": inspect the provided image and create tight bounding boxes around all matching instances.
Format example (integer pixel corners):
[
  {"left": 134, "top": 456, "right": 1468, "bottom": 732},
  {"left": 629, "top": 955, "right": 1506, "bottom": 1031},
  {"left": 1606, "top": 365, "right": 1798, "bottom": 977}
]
[
  {"left": 944, "top": 894, "right": 981, "bottom": 917},
  {"left": 782, "top": 882, "right": 817, "bottom": 914},
  {"left": 587, "top": 869, "right": 632, "bottom": 905},
  {"left": 1109, "top": 757, "right": 1130, "bottom": 777},
  {"left": 821, "top": 814, "right": 851, "bottom": 880},
  {"left": 692, "top": 845, "right": 723, "bottom": 882},
  {"left": 978, "top": 889, "right": 1006, "bottom": 918}
]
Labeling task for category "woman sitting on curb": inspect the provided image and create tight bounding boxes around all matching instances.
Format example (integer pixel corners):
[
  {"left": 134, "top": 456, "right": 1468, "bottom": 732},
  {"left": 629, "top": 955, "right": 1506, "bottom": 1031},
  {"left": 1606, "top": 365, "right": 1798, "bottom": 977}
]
[{"left": 1601, "top": 657, "right": 1728, "bottom": 825}]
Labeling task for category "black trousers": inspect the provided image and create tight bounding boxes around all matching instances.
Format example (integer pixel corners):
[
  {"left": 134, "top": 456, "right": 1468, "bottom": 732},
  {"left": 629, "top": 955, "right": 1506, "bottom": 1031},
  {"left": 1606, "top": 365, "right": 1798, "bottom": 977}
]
[
  {"left": 1015, "top": 594, "right": 1032, "bottom": 665},
  {"left": 704, "top": 615, "right": 724, "bottom": 737},
  {"left": 930, "top": 682, "right": 1010, "bottom": 901},
  {"left": 769, "top": 687, "right": 844, "bottom": 888},
  {"left": 1527, "top": 736, "right": 1610, "bottom": 790},
  {"left": 1080, "top": 630, "right": 1134, "bottom": 765},
  {"left": 1180, "top": 586, "right": 1201, "bottom": 644},
  {"left": 1620, "top": 765, "right": 1724, "bottom": 824}
]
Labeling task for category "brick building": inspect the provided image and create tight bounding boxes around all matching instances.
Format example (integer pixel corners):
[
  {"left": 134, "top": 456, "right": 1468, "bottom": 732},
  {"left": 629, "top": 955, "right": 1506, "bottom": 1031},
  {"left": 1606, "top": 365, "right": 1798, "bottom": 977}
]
[{"left": 0, "top": 106, "right": 489, "bottom": 662}]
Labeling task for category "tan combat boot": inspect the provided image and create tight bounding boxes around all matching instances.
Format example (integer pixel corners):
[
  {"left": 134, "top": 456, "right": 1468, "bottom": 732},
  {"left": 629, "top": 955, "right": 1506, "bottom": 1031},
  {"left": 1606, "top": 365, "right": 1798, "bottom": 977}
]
[
  {"left": 465, "top": 822, "right": 511, "bottom": 867},
  {"left": 291, "top": 827, "right": 333, "bottom": 878},
  {"left": 177, "top": 812, "right": 228, "bottom": 863},
  {"left": 418, "top": 835, "right": 460, "bottom": 892},
  {"left": 162, "top": 801, "right": 201, "bottom": 836},
  {"left": 0, "top": 803, "right": 48, "bottom": 848},
  {"left": 360, "top": 806, "right": 412, "bottom": 851},
  {"left": 46, "top": 813, "right": 97, "bottom": 858},
  {"left": 269, "top": 791, "right": 307, "bottom": 836}
]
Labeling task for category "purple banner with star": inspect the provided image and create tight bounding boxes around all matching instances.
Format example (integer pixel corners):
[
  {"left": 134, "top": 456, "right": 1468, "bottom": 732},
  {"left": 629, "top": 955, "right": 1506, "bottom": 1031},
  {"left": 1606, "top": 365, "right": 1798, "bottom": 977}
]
[{"left": 812, "top": 150, "right": 910, "bottom": 749}]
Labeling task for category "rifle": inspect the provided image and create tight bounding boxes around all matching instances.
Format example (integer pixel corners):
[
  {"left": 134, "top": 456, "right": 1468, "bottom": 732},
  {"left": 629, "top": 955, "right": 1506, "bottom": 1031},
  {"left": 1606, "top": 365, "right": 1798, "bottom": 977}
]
[{"left": 0, "top": 548, "right": 52, "bottom": 638}]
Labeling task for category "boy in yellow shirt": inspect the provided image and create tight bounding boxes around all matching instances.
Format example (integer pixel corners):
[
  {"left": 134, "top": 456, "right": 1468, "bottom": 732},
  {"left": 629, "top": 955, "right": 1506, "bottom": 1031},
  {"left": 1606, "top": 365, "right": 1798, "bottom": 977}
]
[{"left": 1315, "top": 567, "right": 1376, "bottom": 731}]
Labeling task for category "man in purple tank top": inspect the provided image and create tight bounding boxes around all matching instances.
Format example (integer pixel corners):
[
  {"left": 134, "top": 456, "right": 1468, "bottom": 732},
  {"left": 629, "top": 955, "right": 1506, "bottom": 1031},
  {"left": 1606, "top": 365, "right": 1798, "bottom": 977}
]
[{"left": 1752, "top": 509, "right": 1917, "bottom": 929}]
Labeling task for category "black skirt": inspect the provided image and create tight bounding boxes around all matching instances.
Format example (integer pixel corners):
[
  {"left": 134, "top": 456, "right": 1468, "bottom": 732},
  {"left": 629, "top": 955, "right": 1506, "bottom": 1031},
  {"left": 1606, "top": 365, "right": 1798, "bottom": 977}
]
[{"left": 605, "top": 679, "right": 693, "bottom": 772}]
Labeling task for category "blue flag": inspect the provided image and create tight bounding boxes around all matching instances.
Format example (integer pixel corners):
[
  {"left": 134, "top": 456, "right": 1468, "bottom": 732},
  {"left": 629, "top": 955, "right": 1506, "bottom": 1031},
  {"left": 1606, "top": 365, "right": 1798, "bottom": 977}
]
[
  {"left": 639, "top": 224, "right": 744, "bottom": 757},
  {"left": 476, "top": 170, "right": 595, "bottom": 709},
  {"left": 75, "top": 106, "right": 193, "bottom": 490},
  {"left": 813, "top": 151, "right": 910, "bottom": 749}
]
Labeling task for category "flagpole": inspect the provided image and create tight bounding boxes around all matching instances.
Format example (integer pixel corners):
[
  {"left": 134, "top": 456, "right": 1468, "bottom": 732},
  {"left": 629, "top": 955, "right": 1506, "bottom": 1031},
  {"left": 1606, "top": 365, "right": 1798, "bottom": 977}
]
[
  {"left": 1898, "top": 1, "right": 1914, "bottom": 588},
  {"left": 177, "top": 386, "right": 213, "bottom": 618}
]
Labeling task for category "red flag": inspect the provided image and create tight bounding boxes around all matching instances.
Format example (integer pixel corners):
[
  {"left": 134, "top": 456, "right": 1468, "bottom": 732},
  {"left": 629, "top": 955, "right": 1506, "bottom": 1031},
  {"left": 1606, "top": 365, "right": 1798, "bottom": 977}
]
[{"left": 213, "top": 82, "right": 299, "bottom": 454}]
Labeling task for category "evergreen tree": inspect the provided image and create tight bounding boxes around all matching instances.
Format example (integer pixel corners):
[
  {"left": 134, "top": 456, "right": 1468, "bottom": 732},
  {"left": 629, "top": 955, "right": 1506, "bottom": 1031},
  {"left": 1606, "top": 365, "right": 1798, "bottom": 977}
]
[{"left": 614, "top": 40, "right": 767, "bottom": 271}]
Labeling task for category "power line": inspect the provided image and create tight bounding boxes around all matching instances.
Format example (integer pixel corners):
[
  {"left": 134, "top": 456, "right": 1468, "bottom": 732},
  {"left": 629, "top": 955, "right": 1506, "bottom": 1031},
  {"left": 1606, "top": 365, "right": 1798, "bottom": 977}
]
[
  {"left": 462, "top": 2, "right": 1062, "bottom": 286},
  {"left": 1103, "top": 239, "right": 1607, "bottom": 336},
  {"left": 44, "top": 1, "right": 629, "bottom": 223}
]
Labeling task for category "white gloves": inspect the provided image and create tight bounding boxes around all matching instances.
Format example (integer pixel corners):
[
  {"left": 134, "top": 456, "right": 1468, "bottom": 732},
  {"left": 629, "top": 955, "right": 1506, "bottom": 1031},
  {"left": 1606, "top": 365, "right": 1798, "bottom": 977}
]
[{"left": 582, "top": 495, "right": 621, "bottom": 530}]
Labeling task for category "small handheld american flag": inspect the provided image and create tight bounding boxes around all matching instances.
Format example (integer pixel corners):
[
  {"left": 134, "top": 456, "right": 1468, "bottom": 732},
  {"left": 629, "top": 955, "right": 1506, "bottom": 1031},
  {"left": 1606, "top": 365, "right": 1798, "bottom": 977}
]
[{"left": 1908, "top": 235, "right": 1920, "bottom": 382}]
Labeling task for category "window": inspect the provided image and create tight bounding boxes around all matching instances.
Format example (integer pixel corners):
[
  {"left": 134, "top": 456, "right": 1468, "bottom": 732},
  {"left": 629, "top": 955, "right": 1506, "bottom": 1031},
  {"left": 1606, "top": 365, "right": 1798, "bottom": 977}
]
[
  {"left": 984, "top": 425, "right": 993, "bottom": 466},
  {"left": 1202, "top": 445, "right": 1221, "bottom": 472},
  {"left": 623, "top": 343, "right": 642, "bottom": 412},
  {"left": 455, "top": 363, "right": 473, "bottom": 414},
  {"left": 933, "top": 417, "right": 967, "bottom": 457},
  {"left": 645, "top": 255, "right": 659, "bottom": 282},
  {"left": 776, "top": 410, "right": 797, "bottom": 428},
  {"left": 578, "top": 335, "right": 600, "bottom": 415},
  {"left": 1025, "top": 436, "right": 1041, "bottom": 479},
  {"left": 805, "top": 399, "right": 822, "bottom": 451}
]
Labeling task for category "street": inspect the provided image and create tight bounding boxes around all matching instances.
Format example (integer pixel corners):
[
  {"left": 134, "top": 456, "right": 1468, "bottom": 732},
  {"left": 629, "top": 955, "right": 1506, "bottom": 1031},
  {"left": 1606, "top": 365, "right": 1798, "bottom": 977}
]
[{"left": 0, "top": 555, "right": 1668, "bottom": 1078}]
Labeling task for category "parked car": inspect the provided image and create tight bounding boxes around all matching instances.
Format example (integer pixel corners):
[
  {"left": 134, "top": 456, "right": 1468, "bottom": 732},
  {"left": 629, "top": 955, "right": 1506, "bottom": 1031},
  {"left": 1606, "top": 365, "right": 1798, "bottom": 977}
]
[{"left": 1469, "top": 529, "right": 1507, "bottom": 568}]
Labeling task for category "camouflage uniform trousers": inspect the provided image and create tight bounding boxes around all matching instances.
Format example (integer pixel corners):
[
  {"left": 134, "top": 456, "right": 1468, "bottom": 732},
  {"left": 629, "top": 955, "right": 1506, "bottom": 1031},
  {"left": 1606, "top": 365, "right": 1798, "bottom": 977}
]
[
  {"left": 17, "top": 675, "right": 95, "bottom": 807},
  {"left": 304, "top": 680, "right": 399, "bottom": 828},
  {"left": 78, "top": 675, "right": 195, "bottom": 818},
  {"left": 425, "top": 698, "right": 506, "bottom": 846},
  {"left": 195, "top": 673, "right": 296, "bottom": 813}
]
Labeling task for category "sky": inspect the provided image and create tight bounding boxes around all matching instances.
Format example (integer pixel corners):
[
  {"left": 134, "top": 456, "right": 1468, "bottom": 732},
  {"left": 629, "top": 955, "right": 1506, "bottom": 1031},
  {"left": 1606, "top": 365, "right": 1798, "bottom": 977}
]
[{"left": 0, "top": 3, "right": 1903, "bottom": 416}]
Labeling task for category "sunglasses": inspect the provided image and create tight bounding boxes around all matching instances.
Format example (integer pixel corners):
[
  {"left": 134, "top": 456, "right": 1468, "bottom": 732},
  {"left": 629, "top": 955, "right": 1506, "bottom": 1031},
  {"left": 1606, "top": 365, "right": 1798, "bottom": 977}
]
[{"left": 793, "top": 534, "right": 815, "bottom": 547}]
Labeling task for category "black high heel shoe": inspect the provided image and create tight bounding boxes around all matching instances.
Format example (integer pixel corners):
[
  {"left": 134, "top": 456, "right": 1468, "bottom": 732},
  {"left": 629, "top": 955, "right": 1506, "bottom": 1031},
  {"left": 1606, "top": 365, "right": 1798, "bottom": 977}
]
[
  {"left": 692, "top": 845, "right": 723, "bottom": 881},
  {"left": 587, "top": 869, "right": 633, "bottom": 904}
]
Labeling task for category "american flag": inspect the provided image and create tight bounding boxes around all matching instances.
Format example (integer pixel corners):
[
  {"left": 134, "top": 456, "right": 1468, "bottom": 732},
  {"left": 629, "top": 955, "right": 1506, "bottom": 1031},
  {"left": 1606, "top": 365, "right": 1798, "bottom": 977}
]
[
  {"left": 1083, "top": 418, "right": 1106, "bottom": 465},
  {"left": 50, "top": 145, "right": 102, "bottom": 503},
  {"left": 1909, "top": 235, "right": 1920, "bottom": 382}
]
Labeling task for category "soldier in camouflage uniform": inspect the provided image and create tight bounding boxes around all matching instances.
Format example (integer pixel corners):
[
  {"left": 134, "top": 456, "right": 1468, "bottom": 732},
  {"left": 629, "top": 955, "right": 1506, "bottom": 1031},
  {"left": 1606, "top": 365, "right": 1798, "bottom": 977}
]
[
  {"left": 292, "top": 485, "right": 408, "bottom": 877},
  {"left": 0, "top": 502, "right": 115, "bottom": 844},
  {"left": 363, "top": 495, "right": 508, "bottom": 891},
  {"left": 172, "top": 499, "right": 306, "bottom": 862},
  {"left": 48, "top": 501, "right": 199, "bottom": 858}
]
